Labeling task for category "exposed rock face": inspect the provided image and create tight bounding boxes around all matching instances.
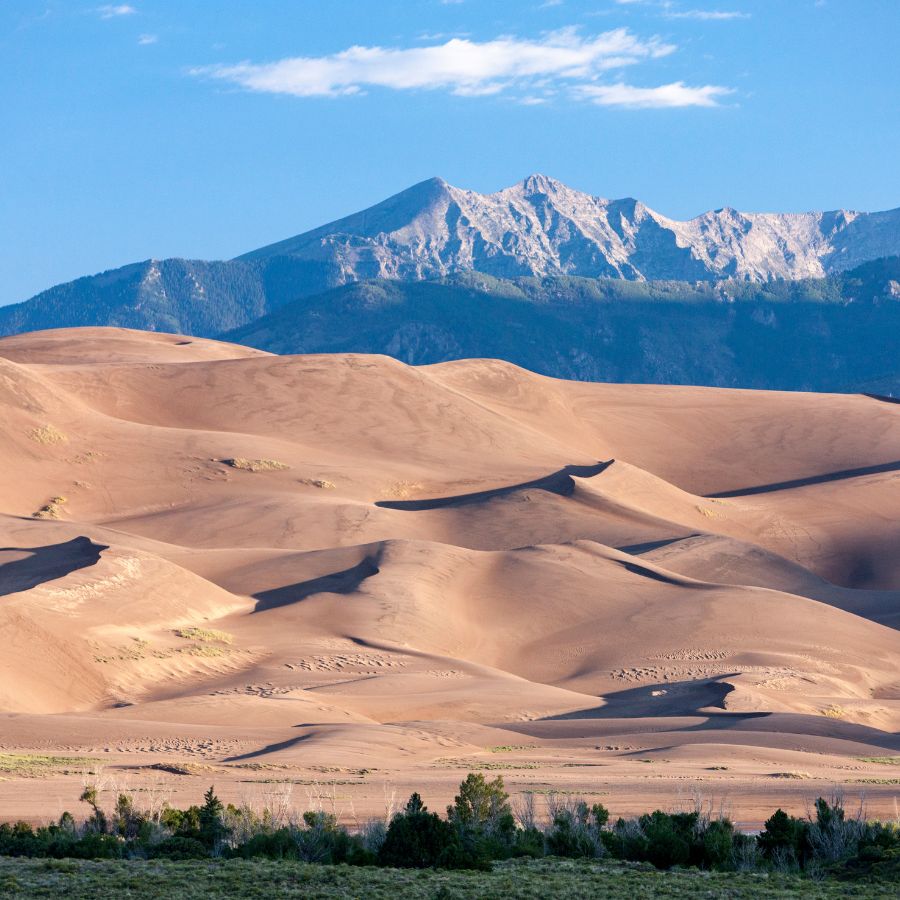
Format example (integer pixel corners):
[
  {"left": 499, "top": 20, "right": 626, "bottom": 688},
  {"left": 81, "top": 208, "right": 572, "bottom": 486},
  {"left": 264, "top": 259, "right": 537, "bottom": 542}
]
[{"left": 240, "top": 174, "right": 900, "bottom": 282}]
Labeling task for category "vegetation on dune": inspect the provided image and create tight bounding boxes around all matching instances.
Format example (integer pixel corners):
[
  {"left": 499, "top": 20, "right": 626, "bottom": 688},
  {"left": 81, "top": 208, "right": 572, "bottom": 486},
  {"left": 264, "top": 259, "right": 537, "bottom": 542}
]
[
  {"left": 0, "top": 755, "right": 98, "bottom": 780},
  {"left": 173, "top": 628, "right": 234, "bottom": 645},
  {"left": 0, "top": 776, "right": 898, "bottom": 888},
  {"left": 223, "top": 458, "right": 290, "bottom": 472},
  {"left": 27, "top": 424, "right": 68, "bottom": 445},
  {"left": 31, "top": 496, "right": 67, "bottom": 519}
]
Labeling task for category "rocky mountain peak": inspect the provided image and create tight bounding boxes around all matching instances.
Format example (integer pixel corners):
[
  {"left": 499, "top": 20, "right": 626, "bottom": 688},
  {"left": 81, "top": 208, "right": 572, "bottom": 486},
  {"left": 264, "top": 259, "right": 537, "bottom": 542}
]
[
  {"left": 517, "top": 173, "right": 567, "bottom": 196},
  {"left": 237, "top": 176, "right": 899, "bottom": 282}
]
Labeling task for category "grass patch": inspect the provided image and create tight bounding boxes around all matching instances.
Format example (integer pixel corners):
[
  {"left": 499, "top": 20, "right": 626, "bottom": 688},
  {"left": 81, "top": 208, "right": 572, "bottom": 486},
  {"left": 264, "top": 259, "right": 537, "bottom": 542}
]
[
  {"left": 0, "top": 857, "right": 881, "bottom": 899},
  {"left": 821, "top": 705, "right": 846, "bottom": 719},
  {"left": 0, "top": 754, "right": 97, "bottom": 779},
  {"left": 857, "top": 756, "right": 900, "bottom": 765},
  {"left": 69, "top": 450, "right": 103, "bottom": 464},
  {"left": 174, "top": 627, "right": 233, "bottom": 645},
  {"left": 95, "top": 636, "right": 236, "bottom": 663},
  {"left": 224, "top": 458, "right": 289, "bottom": 473},
  {"left": 177, "top": 644, "right": 230, "bottom": 658},
  {"left": 93, "top": 638, "right": 150, "bottom": 663},
  {"left": 146, "top": 763, "right": 216, "bottom": 776},
  {"left": 490, "top": 745, "right": 537, "bottom": 753},
  {"left": 27, "top": 424, "right": 67, "bottom": 445},
  {"left": 436, "top": 759, "right": 541, "bottom": 771},
  {"left": 299, "top": 478, "right": 336, "bottom": 489},
  {"left": 32, "top": 496, "right": 67, "bottom": 519},
  {"left": 769, "top": 772, "right": 810, "bottom": 779}
]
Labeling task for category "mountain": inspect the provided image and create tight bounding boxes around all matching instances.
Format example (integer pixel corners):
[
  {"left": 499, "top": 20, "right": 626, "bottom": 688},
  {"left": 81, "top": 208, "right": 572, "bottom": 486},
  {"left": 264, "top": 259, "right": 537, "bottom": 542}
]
[
  {"left": 242, "top": 174, "right": 900, "bottom": 282},
  {"left": 2, "top": 177, "right": 898, "bottom": 393},
  {"left": 0, "top": 256, "right": 334, "bottom": 339},
  {"left": 3, "top": 176, "right": 900, "bottom": 343},
  {"left": 224, "top": 259, "right": 900, "bottom": 394}
]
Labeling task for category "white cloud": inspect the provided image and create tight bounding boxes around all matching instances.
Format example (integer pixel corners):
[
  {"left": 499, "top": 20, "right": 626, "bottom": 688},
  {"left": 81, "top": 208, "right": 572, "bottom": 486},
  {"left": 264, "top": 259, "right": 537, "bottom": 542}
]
[
  {"left": 97, "top": 4, "right": 136, "bottom": 18},
  {"left": 138, "top": 33, "right": 157, "bottom": 45},
  {"left": 576, "top": 80, "right": 732, "bottom": 107},
  {"left": 665, "top": 9, "right": 750, "bottom": 19},
  {"left": 194, "top": 28, "right": 677, "bottom": 99}
]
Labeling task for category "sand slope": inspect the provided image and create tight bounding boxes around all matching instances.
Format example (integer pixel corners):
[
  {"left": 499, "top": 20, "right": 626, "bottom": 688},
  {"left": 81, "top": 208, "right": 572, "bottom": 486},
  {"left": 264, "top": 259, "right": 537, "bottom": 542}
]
[{"left": 0, "top": 328, "right": 898, "bottom": 824}]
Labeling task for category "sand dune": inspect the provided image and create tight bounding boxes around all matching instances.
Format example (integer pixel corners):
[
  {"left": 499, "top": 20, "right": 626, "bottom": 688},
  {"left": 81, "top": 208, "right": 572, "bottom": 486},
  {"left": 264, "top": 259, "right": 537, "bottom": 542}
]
[{"left": 0, "top": 328, "right": 898, "bottom": 824}]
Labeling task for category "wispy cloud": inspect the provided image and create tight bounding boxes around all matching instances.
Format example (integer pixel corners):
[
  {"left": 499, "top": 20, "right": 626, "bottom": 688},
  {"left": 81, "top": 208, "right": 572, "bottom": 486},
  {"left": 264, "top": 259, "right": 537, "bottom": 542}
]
[
  {"left": 138, "top": 33, "right": 157, "bottom": 45},
  {"left": 665, "top": 9, "right": 750, "bottom": 20},
  {"left": 576, "top": 80, "right": 732, "bottom": 107},
  {"left": 96, "top": 4, "right": 137, "bottom": 18},
  {"left": 192, "top": 27, "right": 725, "bottom": 107},
  {"left": 612, "top": 0, "right": 749, "bottom": 16}
]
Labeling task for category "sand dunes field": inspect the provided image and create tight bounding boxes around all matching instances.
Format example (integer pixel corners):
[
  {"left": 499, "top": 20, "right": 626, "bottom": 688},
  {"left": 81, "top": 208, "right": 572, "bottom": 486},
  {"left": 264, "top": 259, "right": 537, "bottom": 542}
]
[{"left": 1, "top": 327, "right": 898, "bottom": 827}]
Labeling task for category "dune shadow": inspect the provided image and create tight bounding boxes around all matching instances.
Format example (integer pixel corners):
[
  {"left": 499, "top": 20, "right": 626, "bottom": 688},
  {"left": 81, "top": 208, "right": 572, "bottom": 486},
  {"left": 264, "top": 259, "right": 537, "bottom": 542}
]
[
  {"left": 532, "top": 677, "right": 900, "bottom": 748},
  {"left": 224, "top": 732, "right": 317, "bottom": 762},
  {"left": 706, "top": 460, "right": 900, "bottom": 498},
  {"left": 374, "top": 460, "right": 613, "bottom": 511},
  {"left": 617, "top": 535, "right": 702, "bottom": 556},
  {"left": 543, "top": 676, "right": 746, "bottom": 722},
  {"left": 616, "top": 559, "right": 694, "bottom": 586},
  {"left": 0, "top": 536, "right": 107, "bottom": 596},
  {"left": 252, "top": 551, "right": 382, "bottom": 612}
]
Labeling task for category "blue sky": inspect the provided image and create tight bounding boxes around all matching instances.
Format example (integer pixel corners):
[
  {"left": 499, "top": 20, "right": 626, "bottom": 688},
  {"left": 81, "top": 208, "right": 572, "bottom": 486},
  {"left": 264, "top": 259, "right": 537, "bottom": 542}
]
[{"left": 2, "top": 1, "right": 898, "bottom": 306}]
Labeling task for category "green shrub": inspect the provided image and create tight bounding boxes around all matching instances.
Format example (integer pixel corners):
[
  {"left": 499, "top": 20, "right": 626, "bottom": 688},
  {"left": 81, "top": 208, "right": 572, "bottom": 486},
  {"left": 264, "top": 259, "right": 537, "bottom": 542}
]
[
  {"left": 758, "top": 808, "right": 809, "bottom": 868},
  {"left": 511, "top": 826, "right": 544, "bottom": 859},
  {"left": 232, "top": 828, "right": 299, "bottom": 861},
  {"left": 0, "top": 774, "right": 898, "bottom": 880},
  {"left": 198, "top": 787, "right": 227, "bottom": 850},
  {"left": 147, "top": 836, "right": 209, "bottom": 860},
  {"left": 446, "top": 773, "right": 516, "bottom": 865},
  {"left": 378, "top": 793, "right": 460, "bottom": 869},
  {"left": 702, "top": 818, "right": 736, "bottom": 868},
  {"left": 546, "top": 802, "right": 608, "bottom": 858}
]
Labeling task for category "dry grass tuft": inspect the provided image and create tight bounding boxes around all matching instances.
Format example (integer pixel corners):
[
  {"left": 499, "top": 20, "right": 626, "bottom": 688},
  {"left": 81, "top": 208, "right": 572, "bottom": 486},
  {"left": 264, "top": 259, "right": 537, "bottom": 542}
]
[
  {"left": 0, "top": 753, "right": 98, "bottom": 778},
  {"left": 224, "top": 457, "right": 290, "bottom": 472},
  {"left": 69, "top": 450, "right": 103, "bottom": 464},
  {"left": 146, "top": 762, "right": 217, "bottom": 776},
  {"left": 300, "top": 478, "right": 336, "bottom": 489},
  {"left": 28, "top": 424, "right": 68, "bottom": 445},
  {"left": 32, "top": 496, "right": 67, "bottom": 519},
  {"left": 174, "top": 627, "right": 233, "bottom": 644},
  {"left": 177, "top": 644, "right": 231, "bottom": 658}
]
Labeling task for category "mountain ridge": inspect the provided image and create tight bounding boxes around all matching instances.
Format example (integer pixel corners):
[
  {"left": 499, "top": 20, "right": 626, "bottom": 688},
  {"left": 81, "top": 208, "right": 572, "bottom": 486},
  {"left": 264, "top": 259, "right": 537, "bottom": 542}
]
[
  {"left": 240, "top": 173, "right": 900, "bottom": 283},
  {"left": 1, "top": 175, "right": 898, "bottom": 394},
  {"left": 223, "top": 259, "right": 900, "bottom": 394}
]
